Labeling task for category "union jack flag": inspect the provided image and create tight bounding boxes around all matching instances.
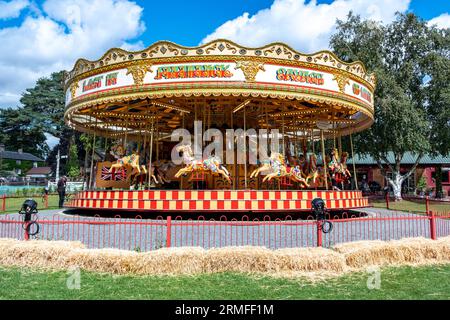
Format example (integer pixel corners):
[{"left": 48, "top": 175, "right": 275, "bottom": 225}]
[{"left": 101, "top": 166, "right": 127, "bottom": 181}]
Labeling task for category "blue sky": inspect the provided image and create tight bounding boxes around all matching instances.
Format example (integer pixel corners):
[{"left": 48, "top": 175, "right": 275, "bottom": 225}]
[
  {"left": 0, "top": 0, "right": 448, "bottom": 148},
  {"left": 133, "top": 0, "right": 450, "bottom": 46}
]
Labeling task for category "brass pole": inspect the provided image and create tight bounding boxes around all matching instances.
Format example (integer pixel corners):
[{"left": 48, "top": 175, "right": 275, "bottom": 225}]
[
  {"left": 147, "top": 117, "right": 154, "bottom": 187},
  {"left": 89, "top": 110, "right": 97, "bottom": 190},
  {"left": 180, "top": 113, "right": 185, "bottom": 190},
  {"left": 243, "top": 104, "right": 247, "bottom": 189},
  {"left": 350, "top": 132, "right": 358, "bottom": 190},
  {"left": 321, "top": 129, "right": 328, "bottom": 190}
]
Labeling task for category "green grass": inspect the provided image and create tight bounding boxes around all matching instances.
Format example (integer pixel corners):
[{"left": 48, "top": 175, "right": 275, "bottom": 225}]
[
  {"left": 0, "top": 194, "right": 60, "bottom": 214},
  {"left": 0, "top": 264, "right": 449, "bottom": 300},
  {"left": 371, "top": 199, "right": 450, "bottom": 214}
]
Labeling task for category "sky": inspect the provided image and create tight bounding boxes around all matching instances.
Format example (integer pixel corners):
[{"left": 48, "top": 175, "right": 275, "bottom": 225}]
[{"left": 0, "top": 0, "right": 449, "bottom": 148}]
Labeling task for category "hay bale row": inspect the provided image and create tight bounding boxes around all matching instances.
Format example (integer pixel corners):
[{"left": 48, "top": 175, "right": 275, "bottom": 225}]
[{"left": 0, "top": 237, "right": 449, "bottom": 277}]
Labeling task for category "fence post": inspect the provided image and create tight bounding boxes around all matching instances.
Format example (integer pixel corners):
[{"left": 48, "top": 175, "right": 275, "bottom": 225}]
[
  {"left": 385, "top": 192, "right": 389, "bottom": 210},
  {"left": 44, "top": 194, "right": 48, "bottom": 209},
  {"left": 1, "top": 195, "right": 5, "bottom": 212},
  {"left": 429, "top": 211, "right": 437, "bottom": 240},
  {"left": 316, "top": 221, "right": 322, "bottom": 247},
  {"left": 24, "top": 222, "right": 30, "bottom": 241},
  {"left": 166, "top": 216, "right": 172, "bottom": 247},
  {"left": 425, "top": 196, "right": 429, "bottom": 215}
]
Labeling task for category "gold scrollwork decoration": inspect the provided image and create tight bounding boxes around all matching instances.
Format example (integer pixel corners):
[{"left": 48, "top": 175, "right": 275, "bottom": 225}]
[
  {"left": 70, "top": 81, "right": 79, "bottom": 99},
  {"left": 333, "top": 74, "right": 350, "bottom": 93},
  {"left": 126, "top": 64, "right": 153, "bottom": 86},
  {"left": 235, "top": 61, "right": 265, "bottom": 82}
]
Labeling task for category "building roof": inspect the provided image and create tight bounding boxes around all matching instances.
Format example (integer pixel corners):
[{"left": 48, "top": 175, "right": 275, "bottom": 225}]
[
  {"left": 26, "top": 167, "right": 52, "bottom": 176},
  {"left": 0, "top": 151, "right": 44, "bottom": 162},
  {"left": 348, "top": 152, "right": 450, "bottom": 165}
]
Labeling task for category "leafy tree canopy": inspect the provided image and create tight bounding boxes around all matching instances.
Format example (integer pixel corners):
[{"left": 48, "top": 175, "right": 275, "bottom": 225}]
[{"left": 330, "top": 12, "right": 450, "bottom": 198}]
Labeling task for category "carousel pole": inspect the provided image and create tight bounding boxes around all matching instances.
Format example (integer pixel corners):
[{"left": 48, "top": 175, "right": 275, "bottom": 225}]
[
  {"left": 155, "top": 117, "right": 159, "bottom": 162},
  {"left": 180, "top": 113, "right": 185, "bottom": 190},
  {"left": 89, "top": 108, "right": 98, "bottom": 190},
  {"left": 320, "top": 129, "right": 328, "bottom": 190},
  {"left": 265, "top": 104, "right": 270, "bottom": 154},
  {"left": 311, "top": 128, "right": 315, "bottom": 154},
  {"left": 243, "top": 103, "right": 247, "bottom": 189},
  {"left": 350, "top": 132, "right": 358, "bottom": 190},
  {"left": 231, "top": 107, "right": 236, "bottom": 190},
  {"left": 147, "top": 117, "right": 155, "bottom": 188}
]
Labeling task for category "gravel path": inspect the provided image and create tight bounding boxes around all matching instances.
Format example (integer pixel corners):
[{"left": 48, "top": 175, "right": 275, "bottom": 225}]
[{"left": 1, "top": 208, "right": 449, "bottom": 251}]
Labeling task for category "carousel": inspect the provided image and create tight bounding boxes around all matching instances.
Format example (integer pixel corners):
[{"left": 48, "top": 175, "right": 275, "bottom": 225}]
[{"left": 63, "top": 39, "right": 375, "bottom": 214}]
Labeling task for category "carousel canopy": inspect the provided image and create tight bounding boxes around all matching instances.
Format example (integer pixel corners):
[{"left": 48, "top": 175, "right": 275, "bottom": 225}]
[{"left": 64, "top": 40, "right": 375, "bottom": 141}]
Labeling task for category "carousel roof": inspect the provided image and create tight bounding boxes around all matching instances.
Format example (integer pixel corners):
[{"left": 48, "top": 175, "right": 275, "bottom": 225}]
[{"left": 64, "top": 39, "right": 376, "bottom": 141}]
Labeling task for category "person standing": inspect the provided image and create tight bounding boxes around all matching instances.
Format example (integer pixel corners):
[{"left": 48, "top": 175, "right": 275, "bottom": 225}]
[{"left": 57, "top": 176, "right": 67, "bottom": 208}]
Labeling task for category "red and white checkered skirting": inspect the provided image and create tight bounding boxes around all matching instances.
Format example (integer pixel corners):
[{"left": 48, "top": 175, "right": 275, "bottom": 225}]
[{"left": 65, "top": 190, "right": 369, "bottom": 212}]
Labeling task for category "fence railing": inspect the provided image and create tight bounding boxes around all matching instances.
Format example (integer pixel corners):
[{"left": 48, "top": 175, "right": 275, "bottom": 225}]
[
  {"left": 368, "top": 194, "right": 450, "bottom": 214},
  {"left": 0, "top": 194, "right": 63, "bottom": 213},
  {"left": 1, "top": 211, "right": 449, "bottom": 251}
]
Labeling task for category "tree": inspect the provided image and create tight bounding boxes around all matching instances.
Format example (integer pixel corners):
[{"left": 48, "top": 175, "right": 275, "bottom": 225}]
[
  {"left": 66, "top": 139, "right": 80, "bottom": 179},
  {"left": 20, "top": 71, "right": 66, "bottom": 136},
  {"left": 0, "top": 107, "right": 49, "bottom": 158},
  {"left": 423, "top": 27, "right": 450, "bottom": 197},
  {"left": 330, "top": 12, "right": 449, "bottom": 200}
]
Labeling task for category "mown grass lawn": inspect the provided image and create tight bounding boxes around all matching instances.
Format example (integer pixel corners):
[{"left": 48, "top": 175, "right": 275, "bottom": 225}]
[
  {"left": 0, "top": 194, "right": 60, "bottom": 214},
  {"left": 371, "top": 199, "right": 450, "bottom": 214},
  {"left": 0, "top": 264, "right": 449, "bottom": 300}
]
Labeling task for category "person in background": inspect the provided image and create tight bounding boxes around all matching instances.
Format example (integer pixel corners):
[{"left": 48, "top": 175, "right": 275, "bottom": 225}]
[{"left": 57, "top": 176, "right": 67, "bottom": 208}]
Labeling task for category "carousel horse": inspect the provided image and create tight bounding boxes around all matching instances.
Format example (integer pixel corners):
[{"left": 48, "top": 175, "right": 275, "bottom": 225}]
[
  {"left": 328, "top": 148, "right": 341, "bottom": 174},
  {"left": 250, "top": 158, "right": 273, "bottom": 178},
  {"left": 109, "top": 150, "right": 142, "bottom": 175},
  {"left": 174, "top": 144, "right": 231, "bottom": 183},
  {"left": 289, "top": 165, "right": 310, "bottom": 188},
  {"left": 306, "top": 153, "right": 321, "bottom": 184},
  {"left": 261, "top": 152, "right": 290, "bottom": 183},
  {"left": 339, "top": 151, "right": 352, "bottom": 178}
]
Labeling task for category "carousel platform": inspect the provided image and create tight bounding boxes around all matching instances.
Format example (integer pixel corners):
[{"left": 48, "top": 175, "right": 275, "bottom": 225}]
[{"left": 65, "top": 190, "right": 369, "bottom": 213}]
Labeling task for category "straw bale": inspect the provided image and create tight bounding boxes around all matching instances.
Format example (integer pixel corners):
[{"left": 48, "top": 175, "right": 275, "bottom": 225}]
[
  {"left": 333, "top": 237, "right": 450, "bottom": 268},
  {"left": 0, "top": 237, "right": 449, "bottom": 277}
]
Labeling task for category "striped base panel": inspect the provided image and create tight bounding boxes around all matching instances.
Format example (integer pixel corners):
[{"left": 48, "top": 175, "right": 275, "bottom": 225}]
[{"left": 65, "top": 190, "right": 369, "bottom": 213}]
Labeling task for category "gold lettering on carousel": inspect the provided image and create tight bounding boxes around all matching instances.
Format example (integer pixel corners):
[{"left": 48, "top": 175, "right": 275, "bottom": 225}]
[
  {"left": 276, "top": 68, "right": 324, "bottom": 85},
  {"left": 154, "top": 64, "right": 233, "bottom": 80}
]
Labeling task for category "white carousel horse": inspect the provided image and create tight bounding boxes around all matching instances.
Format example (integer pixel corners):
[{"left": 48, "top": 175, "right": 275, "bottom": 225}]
[
  {"left": 259, "top": 152, "right": 290, "bottom": 183},
  {"left": 174, "top": 144, "right": 231, "bottom": 183}
]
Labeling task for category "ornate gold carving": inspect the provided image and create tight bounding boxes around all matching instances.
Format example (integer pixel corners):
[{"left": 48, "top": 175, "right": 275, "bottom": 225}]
[
  {"left": 333, "top": 74, "right": 350, "bottom": 93},
  {"left": 126, "top": 64, "right": 153, "bottom": 85},
  {"left": 235, "top": 61, "right": 265, "bottom": 82},
  {"left": 70, "top": 81, "right": 79, "bottom": 99},
  {"left": 205, "top": 43, "right": 217, "bottom": 54},
  {"left": 147, "top": 46, "right": 159, "bottom": 57},
  {"left": 225, "top": 43, "right": 237, "bottom": 54},
  {"left": 167, "top": 44, "right": 179, "bottom": 55}
]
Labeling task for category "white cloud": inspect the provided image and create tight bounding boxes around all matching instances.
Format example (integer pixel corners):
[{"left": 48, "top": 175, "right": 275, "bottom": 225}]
[
  {"left": 428, "top": 13, "right": 450, "bottom": 29},
  {"left": 0, "top": 0, "right": 146, "bottom": 108},
  {"left": 0, "top": 0, "right": 29, "bottom": 19},
  {"left": 201, "top": 0, "right": 410, "bottom": 53}
]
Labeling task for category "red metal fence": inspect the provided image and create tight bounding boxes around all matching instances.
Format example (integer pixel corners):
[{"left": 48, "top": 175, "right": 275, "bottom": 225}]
[{"left": 0, "top": 211, "right": 449, "bottom": 251}]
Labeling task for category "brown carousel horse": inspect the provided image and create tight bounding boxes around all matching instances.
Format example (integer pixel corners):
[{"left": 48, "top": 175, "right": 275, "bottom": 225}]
[
  {"left": 252, "top": 152, "right": 310, "bottom": 187},
  {"left": 328, "top": 148, "right": 351, "bottom": 189}
]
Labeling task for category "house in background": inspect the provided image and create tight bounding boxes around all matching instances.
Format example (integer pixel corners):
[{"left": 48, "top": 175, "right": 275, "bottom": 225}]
[
  {"left": 0, "top": 144, "right": 45, "bottom": 179},
  {"left": 25, "top": 166, "right": 52, "bottom": 184},
  {"left": 349, "top": 152, "right": 450, "bottom": 196}
]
